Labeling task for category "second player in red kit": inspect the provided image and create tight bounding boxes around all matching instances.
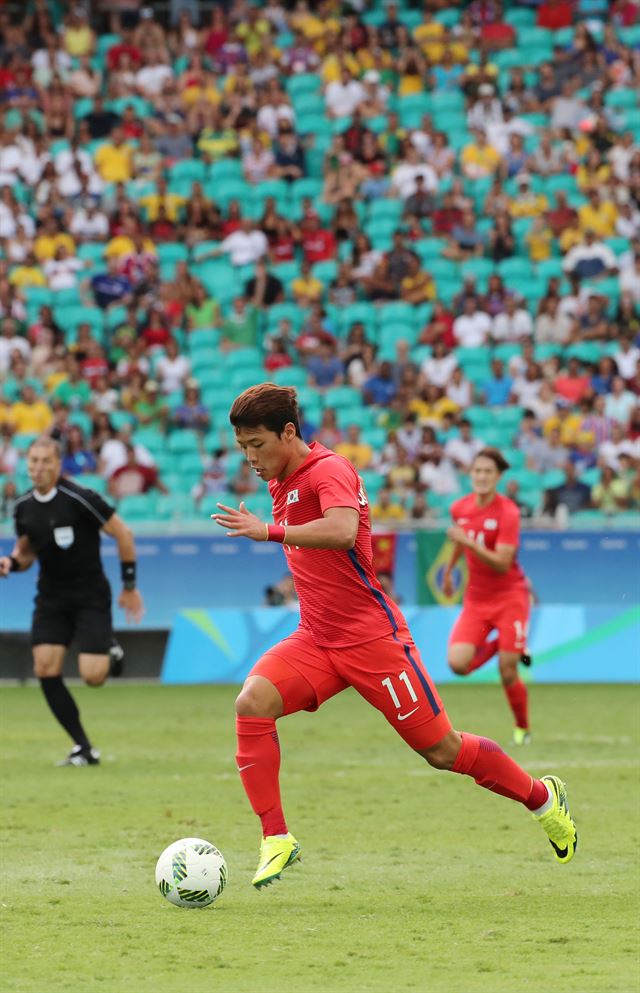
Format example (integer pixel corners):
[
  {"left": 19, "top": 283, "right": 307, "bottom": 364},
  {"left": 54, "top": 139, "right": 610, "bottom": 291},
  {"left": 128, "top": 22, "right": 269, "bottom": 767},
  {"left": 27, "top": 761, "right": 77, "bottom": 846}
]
[
  {"left": 212, "top": 385, "right": 577, "bottom": 888},
  {"left": 443, "top": 449, "right": 533, "bottom": 744}
]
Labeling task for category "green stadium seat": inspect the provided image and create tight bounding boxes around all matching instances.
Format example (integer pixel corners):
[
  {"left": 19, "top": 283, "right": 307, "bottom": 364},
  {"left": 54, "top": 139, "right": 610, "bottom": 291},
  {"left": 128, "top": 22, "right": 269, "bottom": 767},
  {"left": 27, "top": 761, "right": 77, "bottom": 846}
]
[
  {"left": 569, "top": 510, "right": 608, "bottom": 528},
  {"left": 117, "top": 493, "right": 158, "bottom": 519},
  {"left": 75, "top": 473, "right": 107, "bottom": 494},
  {"left": 222, "top": 348, "right": 263, "bottom": 371},
  {"left": 535, "top": 258, "right": 564, "bottom": 281},
  {"left": 492, "top": 343, "right": 522, "bottom": 364},
  {"left": 335, "top": 407, "right": 378, "bottom": 430},
  {"left": 414, "top": 238, "right": 448, "bottom": 262},
  {"left": 338, "top": 302, "right": 378, "bottom": 333},
  {"left": 271, "top": 367, "right": 308, "bottom": 387},
  {"left": 229, "top": 368, "right": 266, "bottom": 391},
  {"left": 68, "top": 411, "right": 93, "bottom": 436},
  {"left": 286, "top": 73, "right": 321, "bottom": 99},
  {"left": 579, "top": 467, "right": 600, "bottom": 488},
  {"left": 168, "top": 431, "right": 200, "bottom": 455},
  {"left": 565, "top": 342, "right": 606, "bottom": 365},
  {"left": 497, "top": 258, "right": 533, "bottom": 281},
  {"left": 156, "top": 243, "right": 189, "bottom": 266},
  {"left": 132, "top": 429, "right": 166, "bottom": 455},
  {"left": 312, "top": 260, "right": 338, "bottom": 284},
  {"left": 324, "top": 386, "right": 363, "bottom": 410},
  {"left": 378, "top": 323, "right": 419, "bottom": 350},
  {"left": 176, "top": 452, "right": 204, "bottom": 475},
  {"left": 460, "top": 259, "right": 495, "bottom": 283},
  {"left": 378, "top": 301, "right": 417, "bottom": 328},
  {"left": 13, "top": 433, "right": 40, "bottom": 452},
  {"left": 534, "top": 343, "right": 564, "bottom": 362}
]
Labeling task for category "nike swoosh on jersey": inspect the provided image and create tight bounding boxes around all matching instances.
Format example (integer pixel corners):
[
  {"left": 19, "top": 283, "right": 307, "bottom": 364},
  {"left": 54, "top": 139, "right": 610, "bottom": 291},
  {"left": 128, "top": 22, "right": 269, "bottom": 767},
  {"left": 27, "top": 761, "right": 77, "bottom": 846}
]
[{"left": 397, "top": 706, "right": 420, "bottom": 722}]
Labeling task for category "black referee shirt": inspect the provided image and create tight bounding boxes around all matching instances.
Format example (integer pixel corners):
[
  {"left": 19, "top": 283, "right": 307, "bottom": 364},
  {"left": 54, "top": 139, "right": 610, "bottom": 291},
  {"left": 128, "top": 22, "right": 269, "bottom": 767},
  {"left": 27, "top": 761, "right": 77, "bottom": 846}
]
[{"left": 14, "top": 477, "right": 115, "bottom": 593}]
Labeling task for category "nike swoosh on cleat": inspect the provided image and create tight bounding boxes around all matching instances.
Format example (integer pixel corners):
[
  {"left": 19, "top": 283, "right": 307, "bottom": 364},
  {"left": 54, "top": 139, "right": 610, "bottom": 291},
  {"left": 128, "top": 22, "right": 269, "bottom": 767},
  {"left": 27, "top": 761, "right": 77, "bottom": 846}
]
[
  {"left": 398, "top": 706, "right": 420, "bottom": 721},
  {"left": 549, "top": 840, "right": 569, "bottom": 858},
  {"left": 237, "top": 763, "right": 256, "bottom": 772}
]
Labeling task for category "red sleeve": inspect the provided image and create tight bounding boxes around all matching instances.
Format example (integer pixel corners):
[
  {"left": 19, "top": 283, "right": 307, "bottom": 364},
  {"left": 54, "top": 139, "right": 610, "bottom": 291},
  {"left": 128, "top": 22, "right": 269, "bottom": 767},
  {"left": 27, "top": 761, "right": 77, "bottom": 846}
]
[
  {"left": 450, "top": 496, "right": 465, "bottom": 521},
  {"left": 497, "top": 499, "right": 520, "bottom": 546},
  {"left": 309, "top": 457, "right": 360, "bottom": 514}
]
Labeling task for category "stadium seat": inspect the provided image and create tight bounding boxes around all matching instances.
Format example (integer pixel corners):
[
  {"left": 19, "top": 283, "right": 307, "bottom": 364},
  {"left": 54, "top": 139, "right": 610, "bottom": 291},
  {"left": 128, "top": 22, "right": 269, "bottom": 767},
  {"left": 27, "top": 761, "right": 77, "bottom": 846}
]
[
  {"left": 271, "top": 367, "right": 308, "bottom": 387},
  {"left": 323, "top": 386, "right": 363, "bottom": 410},
  {"left": 117, "top": 493, "right": 158, "bottom": 519},
  {"left": 168, "top": 431, "right": 201, "bottom": 455}
]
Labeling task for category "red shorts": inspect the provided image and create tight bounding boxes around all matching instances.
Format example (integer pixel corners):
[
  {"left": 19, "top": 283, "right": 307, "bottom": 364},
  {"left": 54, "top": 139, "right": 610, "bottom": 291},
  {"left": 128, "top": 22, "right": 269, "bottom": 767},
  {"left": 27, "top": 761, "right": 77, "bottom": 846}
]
[
  {"left": 449, "top": 592, "right": 530, "bottom": 655},
  {"left": 250, "top": 624, "right": 452, "bottom": 750}
]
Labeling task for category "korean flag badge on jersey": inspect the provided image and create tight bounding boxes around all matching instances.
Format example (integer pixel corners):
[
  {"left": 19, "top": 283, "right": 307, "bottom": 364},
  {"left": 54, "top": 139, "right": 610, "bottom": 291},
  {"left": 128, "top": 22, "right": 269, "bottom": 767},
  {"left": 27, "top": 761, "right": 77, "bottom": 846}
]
[{"left": 53, "top": 526, "right": 74, "bottom": 549}]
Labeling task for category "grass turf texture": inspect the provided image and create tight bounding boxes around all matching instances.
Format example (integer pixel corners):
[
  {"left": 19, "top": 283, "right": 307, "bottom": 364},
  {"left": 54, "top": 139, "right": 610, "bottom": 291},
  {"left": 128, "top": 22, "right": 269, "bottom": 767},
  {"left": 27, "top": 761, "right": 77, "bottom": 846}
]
[{"left": 1, "top": 683, "right": 637, "bottom": 993}]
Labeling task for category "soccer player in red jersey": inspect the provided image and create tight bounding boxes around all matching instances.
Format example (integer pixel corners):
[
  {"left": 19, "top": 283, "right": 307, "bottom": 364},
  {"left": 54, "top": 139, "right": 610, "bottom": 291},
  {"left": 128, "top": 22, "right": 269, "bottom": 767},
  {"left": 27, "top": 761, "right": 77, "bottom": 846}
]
[
  {"left": 443, "top": 449, "right": 534, "bottom": 745},
  {"left": 212, "top": 386, "right": 577, "bottom": 888}
]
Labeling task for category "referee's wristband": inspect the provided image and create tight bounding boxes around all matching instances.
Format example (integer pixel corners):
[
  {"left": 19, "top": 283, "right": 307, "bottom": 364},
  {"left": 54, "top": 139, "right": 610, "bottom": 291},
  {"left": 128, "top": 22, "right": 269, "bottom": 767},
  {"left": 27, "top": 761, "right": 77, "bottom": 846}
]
[
  {"left": 121, "top": 561, "right": 137, "bottom": 590},
  {"left": 9, "top": 555, "right": 20, "bottom": 573}
]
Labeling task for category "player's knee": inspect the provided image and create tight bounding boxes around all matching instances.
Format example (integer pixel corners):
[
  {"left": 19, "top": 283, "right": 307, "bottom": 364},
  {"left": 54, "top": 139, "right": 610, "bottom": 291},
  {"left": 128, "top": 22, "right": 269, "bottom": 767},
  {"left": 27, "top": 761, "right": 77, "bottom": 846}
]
[
  {"left": 235, "top": 687, "right": 275, "bottom": 719},
  {"left": 448, "top": 655, "right": 469, "bottom": 676},
  {"left": 83, "top": 670, "right": 107, "bottom": 687},
  {"left": 420, "top": 730, "right": 462, "bottom": 771},
  {"left": 34, "top": 658, "right": 59, "bottom": 679},
  {"left": 498, "top": 654, "right": 518, "bottom": 683}
]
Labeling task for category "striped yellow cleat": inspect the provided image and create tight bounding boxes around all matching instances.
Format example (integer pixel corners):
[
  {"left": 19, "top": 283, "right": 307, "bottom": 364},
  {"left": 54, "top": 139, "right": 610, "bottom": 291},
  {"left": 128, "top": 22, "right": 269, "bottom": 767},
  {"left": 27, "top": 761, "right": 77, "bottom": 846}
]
[{"left": 252, "top": 832, "right": 301, "bottom": 889}]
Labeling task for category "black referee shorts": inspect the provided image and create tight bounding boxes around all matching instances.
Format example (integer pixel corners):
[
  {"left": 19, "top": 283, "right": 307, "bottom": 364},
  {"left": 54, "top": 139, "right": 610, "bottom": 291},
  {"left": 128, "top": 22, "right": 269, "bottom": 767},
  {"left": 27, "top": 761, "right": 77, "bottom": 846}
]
[{"left": 31, "top": 578, "right": 113, "bottom": 655}]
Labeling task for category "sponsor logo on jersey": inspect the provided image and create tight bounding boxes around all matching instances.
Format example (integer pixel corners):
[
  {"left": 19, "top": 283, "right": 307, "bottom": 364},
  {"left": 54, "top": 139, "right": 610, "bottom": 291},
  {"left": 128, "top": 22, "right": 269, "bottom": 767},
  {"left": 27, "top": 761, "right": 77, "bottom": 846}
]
[
  {"left": 484, "top": 519, "right": 498, "bottom": 529},
  {"left": 53, "top": 526, "right": 74, "bottom": 549},
  {"left": 286, "top": 489, "right": 299, "bottom": 505}
]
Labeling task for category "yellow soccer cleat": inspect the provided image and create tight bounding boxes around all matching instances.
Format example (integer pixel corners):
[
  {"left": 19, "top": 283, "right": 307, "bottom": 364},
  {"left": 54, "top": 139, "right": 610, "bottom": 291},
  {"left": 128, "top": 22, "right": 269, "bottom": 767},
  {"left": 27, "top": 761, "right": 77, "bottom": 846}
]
[
  {"left": 534, "top": 775, "right": 577, "bottom": 863},
  {"left": 252, "top": 832, "right": 301, "bottom": 889},
  {"left": 513, "top": 727, "right": 532, "bottom": 746}
]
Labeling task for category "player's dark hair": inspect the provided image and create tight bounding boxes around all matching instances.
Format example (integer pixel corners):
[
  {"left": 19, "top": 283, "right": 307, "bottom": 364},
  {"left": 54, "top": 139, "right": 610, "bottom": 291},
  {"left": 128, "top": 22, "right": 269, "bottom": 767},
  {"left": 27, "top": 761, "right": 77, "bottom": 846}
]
[
  {"left": 473, "top": 448, "right": 510, "bottom": 474},
  {"left": 230, "top": 384, "right": 302, "bottom": 438},
  {"left": 28, "top": 436, "right": 61, "bottom": 459}
]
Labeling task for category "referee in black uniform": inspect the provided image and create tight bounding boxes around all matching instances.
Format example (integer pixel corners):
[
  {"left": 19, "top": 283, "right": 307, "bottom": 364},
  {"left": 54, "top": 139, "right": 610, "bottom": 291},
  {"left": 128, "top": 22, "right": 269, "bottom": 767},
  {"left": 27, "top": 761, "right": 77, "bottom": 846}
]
[{"left": 0, "top": 437, "right": 144, "bottom": 766}]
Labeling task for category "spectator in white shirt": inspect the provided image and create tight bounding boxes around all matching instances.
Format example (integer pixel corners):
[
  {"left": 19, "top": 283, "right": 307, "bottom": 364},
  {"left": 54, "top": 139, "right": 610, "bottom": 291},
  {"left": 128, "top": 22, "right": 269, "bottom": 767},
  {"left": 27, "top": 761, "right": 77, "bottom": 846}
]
[
  {"left": 0, "top": 132, "right": 22, "bottom": 186},
  {"left": 0, "top": 317, "right": 31, "bottom": 373},
  {"left": 467, "top": 83, "right": 504, "bottom": 132},
  {"left": 69, "top": 201, "right": 109, "bottom": 241},
  {"left": 136, "top": 50, "right": 173, "bottom": 98},
  {"left": 390, "top": 145, "right": 438, "bottom": 199},
  {"left": 453, "top": 297, "right": 492, "bottom": 347},
  {"left": 43, "top": 246, "right": 85, "bottom": 291},
  {"left": 492, "top": 296, "right": 533, "bottom": 342},
  {"left": 619, "top": 254, "right": 640, "bottom": 303},
  {"left": 216, "top": 218, "right": 268, "bottom": 266},
  {"left": 446, "top": 366, "right": 473, "bottom": 408},
  {"left": 612, "top": 337, "right": 640, "bottom": 380},
  {"left": 325, "top": 68, "right": 366, "bottom": 119},
  {"left": 512, "top": 361, "right": 543, "bottom": 407},
  {"left": 54, "top": 142, "right": 104, "bottom": 200},
  {"left": 444, "top": 419, "right": 484, "bottom": 472},
  {"left": 604, "top": 376, "right": 637, "bottom": 423},
  {"left": 243, "top": 138, "right": 275, "bottom": 184},
  {"left": 418, "top": 447, "right": 460, "bottom": 495},
  {"left": 599, "top": 422, "right": 638, "bottom": 470},
  {"left": 256, "top": 91, "right": 296, "bottom": 138},
  {"left": 421, "top": 341, "right": 458, "bottom": 388},
  {"left": 155, "top": 338, "right": 191, "bottom": 394}
]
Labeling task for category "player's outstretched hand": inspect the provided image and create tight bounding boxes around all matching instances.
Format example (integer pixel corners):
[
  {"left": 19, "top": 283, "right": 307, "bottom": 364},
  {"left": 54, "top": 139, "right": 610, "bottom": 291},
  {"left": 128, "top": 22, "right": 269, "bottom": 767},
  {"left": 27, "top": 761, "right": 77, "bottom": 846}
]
[
  {"left": 211, "top": 502, "right": 267, "bottom": 542},
  {"left": 118, "top": 588, "right": 145, "bottom": 623},
  {"left": 0, "top": 556, "right": 12, "bottom": 577}
]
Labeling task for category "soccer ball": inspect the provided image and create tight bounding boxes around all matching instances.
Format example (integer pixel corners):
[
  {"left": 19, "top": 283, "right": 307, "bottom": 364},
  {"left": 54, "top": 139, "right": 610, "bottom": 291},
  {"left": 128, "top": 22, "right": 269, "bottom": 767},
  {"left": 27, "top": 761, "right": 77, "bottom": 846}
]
[{"left": 155, "top": 838, "right": 227, "bottom": 909}]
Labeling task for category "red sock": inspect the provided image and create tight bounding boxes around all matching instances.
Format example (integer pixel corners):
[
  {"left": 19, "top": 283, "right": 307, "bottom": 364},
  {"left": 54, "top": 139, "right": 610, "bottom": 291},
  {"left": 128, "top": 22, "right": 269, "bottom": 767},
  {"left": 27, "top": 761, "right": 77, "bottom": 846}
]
[
  {"left": 452, "top": 732, "right": 548, "bottom": 810},
  {"left": 466, "top": 636, "right": 499, "bottom": 674},
  {"left": 236, "top": 716, "right": 287, "bottom": 837},
  {"left": 504, "top": 680, "right": 529, "bottom": 729}
]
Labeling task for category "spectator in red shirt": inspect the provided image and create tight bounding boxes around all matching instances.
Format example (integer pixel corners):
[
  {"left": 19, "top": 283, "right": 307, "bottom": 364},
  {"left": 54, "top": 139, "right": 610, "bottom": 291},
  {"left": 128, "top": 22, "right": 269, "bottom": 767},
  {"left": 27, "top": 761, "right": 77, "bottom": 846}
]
[
  {"left": 140, "top": 304, "right": 172, "bottom": 350},
  {"left": 537, "top": 1, "right": 573, "bottom": 30},
  {"left": 80, "top": 340, "right": 109, "bottom": 388},
  {"left": 302, "top": 215, "right": 337, "bottom": 264},
  {"left": 554, "top": 358, "right": 592, "bottom": 405},
  {"left": 432, "top": 191, "right": 464, "bottom": 236},
  {"left": 545, "top": 191, "right": 578, "bottom": 238},
  {"left": 109, "top": 443, "right": 169, "bottom": 498}
]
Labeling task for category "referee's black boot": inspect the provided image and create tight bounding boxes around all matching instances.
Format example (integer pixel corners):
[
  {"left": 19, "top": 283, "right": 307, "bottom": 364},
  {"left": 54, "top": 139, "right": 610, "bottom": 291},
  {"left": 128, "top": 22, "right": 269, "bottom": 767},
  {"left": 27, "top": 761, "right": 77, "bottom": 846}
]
[
  {"left": 57, "top": 745, "right": 101, "bottom": 767},
  {"left": 109, "top": 637, "right": 125, "bottom": 678}
]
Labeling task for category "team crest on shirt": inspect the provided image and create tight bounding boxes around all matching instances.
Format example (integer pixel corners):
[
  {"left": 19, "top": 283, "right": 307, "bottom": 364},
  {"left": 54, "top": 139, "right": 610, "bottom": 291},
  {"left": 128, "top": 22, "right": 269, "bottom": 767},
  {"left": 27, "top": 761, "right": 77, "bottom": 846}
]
[
  {"left": 53, "top": 526, "right": 74, "bottom": 549},
  {"left": 286, "top": 489, "right": 299, "bottom": 505},
  {"left": 484, "top": 519, "right": 498, "bottom": 529}
]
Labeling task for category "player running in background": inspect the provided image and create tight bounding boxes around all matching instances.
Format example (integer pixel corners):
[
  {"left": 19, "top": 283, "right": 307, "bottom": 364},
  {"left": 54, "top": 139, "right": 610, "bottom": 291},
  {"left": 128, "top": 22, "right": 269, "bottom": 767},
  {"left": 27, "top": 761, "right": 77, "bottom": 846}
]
[
  {"left": 212, "top": 385, "right": 577, "bottom": 889},
  {"left": 443, "top": 450, "right": 533, "bottom": 745},
  {"left": 0, "top": 437, "right": 144, "bottom": 766}
]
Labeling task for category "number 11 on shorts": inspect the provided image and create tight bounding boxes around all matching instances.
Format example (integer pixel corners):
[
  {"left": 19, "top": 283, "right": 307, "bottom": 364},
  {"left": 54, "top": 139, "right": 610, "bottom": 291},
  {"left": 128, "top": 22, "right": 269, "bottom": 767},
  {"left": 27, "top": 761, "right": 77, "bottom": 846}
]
[{"left": 382, "top": 671, "right": 419, "bottom": 709}]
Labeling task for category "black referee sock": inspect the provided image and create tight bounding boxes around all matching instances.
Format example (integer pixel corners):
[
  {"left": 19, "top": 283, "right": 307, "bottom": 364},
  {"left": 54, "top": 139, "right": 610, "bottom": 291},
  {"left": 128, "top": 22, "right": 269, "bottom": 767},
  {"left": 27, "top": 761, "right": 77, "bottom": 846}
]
[{"left": 39, "top": 677, "right": 92, "bottom": 751}]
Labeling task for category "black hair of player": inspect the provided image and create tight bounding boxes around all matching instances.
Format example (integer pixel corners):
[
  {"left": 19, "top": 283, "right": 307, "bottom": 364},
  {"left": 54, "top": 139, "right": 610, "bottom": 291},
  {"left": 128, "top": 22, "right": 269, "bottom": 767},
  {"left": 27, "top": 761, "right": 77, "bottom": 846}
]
[
  {"left": 229, "top": 383, "right": 302, "bottom": 438},
  {"left": 473, "top": 448, "right": 511, "bottom": 474}
]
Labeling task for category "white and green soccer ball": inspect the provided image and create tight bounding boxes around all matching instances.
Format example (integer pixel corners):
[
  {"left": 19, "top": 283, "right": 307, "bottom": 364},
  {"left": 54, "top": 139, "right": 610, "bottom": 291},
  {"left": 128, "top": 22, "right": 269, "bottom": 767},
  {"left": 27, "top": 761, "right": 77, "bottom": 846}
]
[{"left": 155, "top": 838, "right": 227, "bottom": 909}]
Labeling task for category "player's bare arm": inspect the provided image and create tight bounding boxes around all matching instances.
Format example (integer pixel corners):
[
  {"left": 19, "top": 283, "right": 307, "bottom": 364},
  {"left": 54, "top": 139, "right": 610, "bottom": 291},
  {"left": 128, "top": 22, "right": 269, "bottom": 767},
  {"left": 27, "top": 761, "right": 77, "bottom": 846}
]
[
  {"left": 102, "top": 513, "right": 145, "bottom": 622},
  {"left": 0, "top": 535, "right": 36, "bottom": 577},
  {"left": 447, "top": 525, "right": 516, "bottom": 574},
  {"left": 212, "top": 502, "right": 359, "bottom": 551},
  {"left": 442, "top": 540, "right": 465, "bottom": 596}
]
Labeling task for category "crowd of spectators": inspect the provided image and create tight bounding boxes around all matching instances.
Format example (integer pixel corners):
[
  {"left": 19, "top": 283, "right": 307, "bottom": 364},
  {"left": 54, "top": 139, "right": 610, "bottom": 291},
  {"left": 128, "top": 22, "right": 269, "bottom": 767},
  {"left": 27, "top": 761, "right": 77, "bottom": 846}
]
[{"left": 0, "top": 0, "right": 640, "bottom": 526}]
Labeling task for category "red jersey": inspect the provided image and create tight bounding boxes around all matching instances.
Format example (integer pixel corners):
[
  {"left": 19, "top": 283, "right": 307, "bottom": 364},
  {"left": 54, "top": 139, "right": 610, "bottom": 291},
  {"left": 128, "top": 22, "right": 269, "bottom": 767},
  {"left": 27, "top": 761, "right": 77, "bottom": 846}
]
[
  {"left": 268, "top": 443, "right": 404, "bottom": 647},
  {"left": 450, "top": 492, "right": 528, "bottom": 602}
]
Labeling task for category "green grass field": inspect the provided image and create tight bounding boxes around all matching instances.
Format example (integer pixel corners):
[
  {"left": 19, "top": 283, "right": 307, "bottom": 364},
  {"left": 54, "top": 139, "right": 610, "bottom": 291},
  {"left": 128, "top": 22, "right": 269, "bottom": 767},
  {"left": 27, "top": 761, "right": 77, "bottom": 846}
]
[{"left": 1, "top": 683, "right": 638, "bottom": 993}]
